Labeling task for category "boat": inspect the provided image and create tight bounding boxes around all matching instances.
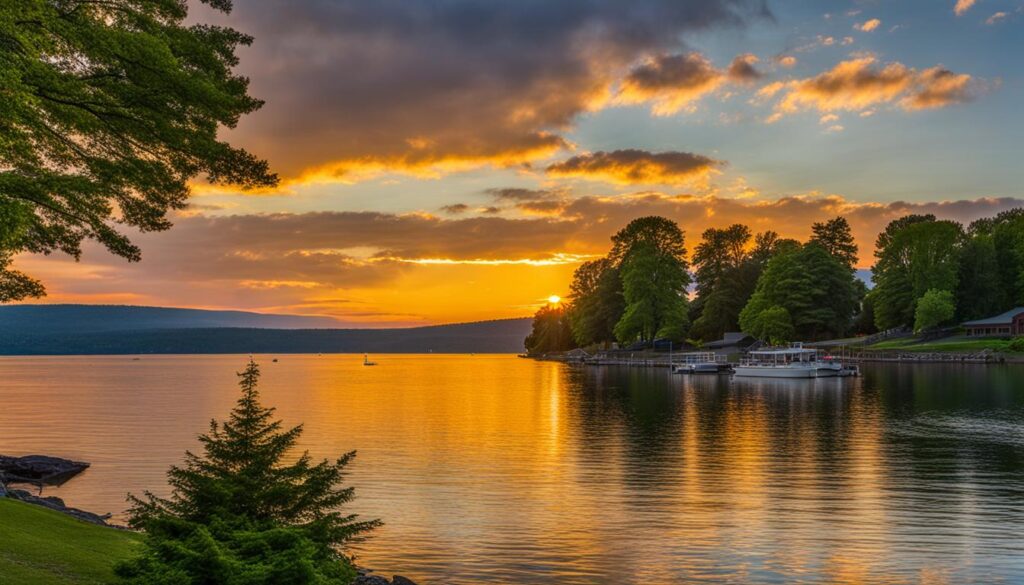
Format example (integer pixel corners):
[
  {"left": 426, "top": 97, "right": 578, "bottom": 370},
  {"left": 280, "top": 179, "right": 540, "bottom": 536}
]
[
  {"left": 733, "top": 343, "right": 845, "bottom": 378},
  {"left": 672, "top": 352, "right": 731, "bottom": 374},
  {"left": 363, "top": 354, "right": 377, "bottom": 366}
]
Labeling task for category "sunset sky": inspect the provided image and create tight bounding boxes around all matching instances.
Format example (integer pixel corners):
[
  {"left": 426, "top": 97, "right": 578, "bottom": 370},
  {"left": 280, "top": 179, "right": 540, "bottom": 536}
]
[{"left": 18, "top": 0, "right": 1024, "bottom": 326}]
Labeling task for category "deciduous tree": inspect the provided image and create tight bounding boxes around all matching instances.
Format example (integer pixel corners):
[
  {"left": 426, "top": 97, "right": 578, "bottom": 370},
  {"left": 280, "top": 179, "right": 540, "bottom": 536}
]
[
  {"left": 610, "top": 218, "right": 690, "bottom": 343},
  {"left": 740, "top": 243, "right": 857, "bottom": 340},
  {"left": 872, "top": 217, "right": 963, "bottom": 329},
  {"left": 1, "top": 0, "right": 277, "bottom": 301},
  {"left": 566, "top": 258, "right": 623, "bottom": 347},
  {"left": 914, "top": 289, "right": 955, "bottom": 332},
  {"left": 525, "top": 303, "right": 574, "bottom": 354}
]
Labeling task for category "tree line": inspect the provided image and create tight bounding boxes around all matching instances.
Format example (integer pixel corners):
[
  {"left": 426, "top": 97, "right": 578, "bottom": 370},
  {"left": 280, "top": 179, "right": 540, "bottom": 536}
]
[{"left": 525, "top": 209, "right": 1024, "bottom": 354}]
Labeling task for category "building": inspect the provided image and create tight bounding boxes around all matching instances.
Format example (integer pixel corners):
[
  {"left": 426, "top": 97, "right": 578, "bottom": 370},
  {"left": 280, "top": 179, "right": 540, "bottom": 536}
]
[
  {"left": 962, "top": 308, "right": 1024, "bottom": 336},
  {"left": 704, "top": 332, "right": 757, "bottom": 355}
]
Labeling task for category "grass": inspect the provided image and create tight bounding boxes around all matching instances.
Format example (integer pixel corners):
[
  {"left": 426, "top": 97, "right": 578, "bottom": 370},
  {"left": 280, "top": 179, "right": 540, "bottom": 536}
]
[
  {"left": 0, "top": 498, "right": 141, "bottom": 585},
  {"left": 867, "top": 337, "right": 1021, "bottom": 353}
]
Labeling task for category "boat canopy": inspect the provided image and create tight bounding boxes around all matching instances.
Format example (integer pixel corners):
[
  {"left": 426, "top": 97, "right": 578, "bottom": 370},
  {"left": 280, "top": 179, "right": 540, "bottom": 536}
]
[{"left": 746, "top": 343, "right": 819, "bottom": 363}]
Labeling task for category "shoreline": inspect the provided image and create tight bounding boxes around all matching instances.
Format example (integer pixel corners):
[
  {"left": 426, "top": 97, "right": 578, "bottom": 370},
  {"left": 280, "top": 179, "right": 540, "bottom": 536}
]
[{"left": 530, "top": 349, "right": 1024, "bottom": 366}]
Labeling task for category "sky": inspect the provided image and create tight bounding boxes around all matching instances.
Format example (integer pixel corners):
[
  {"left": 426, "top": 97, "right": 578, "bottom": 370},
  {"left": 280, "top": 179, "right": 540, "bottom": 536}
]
[{"left": 18, "top": 0, "right": 1024, "bottom": 326}]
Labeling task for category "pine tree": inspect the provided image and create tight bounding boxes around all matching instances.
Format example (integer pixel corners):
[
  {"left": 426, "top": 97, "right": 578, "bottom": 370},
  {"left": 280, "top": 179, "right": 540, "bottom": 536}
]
[{"left": 117, "top": 361, "right": 379, "bottom": 584}]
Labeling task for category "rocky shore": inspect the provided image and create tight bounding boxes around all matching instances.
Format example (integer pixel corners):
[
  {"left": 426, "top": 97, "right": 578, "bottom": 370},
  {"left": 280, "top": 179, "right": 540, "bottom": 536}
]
[
  {"left": 1, "top": 453, "right": 114, "bottom": 526},
  {"left": 1, "top": 487, "right": 115, "bottom": 526},
  {"left": 354, "top": 575, "right": 420, "bottom": 585}
]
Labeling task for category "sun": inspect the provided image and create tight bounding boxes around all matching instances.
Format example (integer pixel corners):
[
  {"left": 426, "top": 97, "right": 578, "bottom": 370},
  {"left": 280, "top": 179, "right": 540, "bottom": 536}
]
[{"left": 547, "top": 295, "right": 561, "bottom": 304}]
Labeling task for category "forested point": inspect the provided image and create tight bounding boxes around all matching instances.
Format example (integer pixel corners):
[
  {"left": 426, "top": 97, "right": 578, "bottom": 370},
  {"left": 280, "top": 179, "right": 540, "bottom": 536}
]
[{"left": 525, "top": 209, "right": 1024, "bottom": 354}]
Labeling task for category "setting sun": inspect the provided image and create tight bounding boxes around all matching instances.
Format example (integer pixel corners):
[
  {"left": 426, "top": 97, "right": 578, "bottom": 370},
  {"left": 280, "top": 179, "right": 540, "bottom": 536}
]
[{"left": 548, "top": 295, "right": 561, "bottom": 304}]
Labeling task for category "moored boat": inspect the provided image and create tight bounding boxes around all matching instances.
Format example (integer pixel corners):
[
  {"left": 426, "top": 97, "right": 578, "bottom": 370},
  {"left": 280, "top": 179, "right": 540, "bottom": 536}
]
[
  {"left": 672, "top": 352, "right": 731, "bottom": 374},
  {"left": 733, "top": 343, "right": 844, "bottom": 378}
]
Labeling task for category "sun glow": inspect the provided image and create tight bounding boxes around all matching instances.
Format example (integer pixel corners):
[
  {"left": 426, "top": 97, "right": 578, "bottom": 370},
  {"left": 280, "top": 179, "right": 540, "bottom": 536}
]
[{"left": 548, "top": 295, "right": 561, "bottom": 304}]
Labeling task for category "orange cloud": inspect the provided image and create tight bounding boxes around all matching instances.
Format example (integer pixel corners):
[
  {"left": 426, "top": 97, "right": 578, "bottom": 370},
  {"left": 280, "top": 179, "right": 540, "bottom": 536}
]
[
  {"left": 546, "top": 150, "right": 724, "bottom": 186},
  {"left": 854, "top": 18, "right": 881, "bottom": 32},
  {"left": 777, "top": 55, "right": 798, "bottom": 68},
  {"left": 954, "top": 0, "right": 976, "bottom": 16},
  {"left": 617, "top": 53, "right": 762, "bottom": 115},
  {"left": 986, "top": 11, "right": 1008, "bottom": 24},
  {"left": 762, "top": 57, "right": 982, "bottom": 119},
  {"left": 617, "top": 53, "right": 727, "bottom": 115},
  {"left": 727, "top": 54, "right": 764, "bottom": 84}
]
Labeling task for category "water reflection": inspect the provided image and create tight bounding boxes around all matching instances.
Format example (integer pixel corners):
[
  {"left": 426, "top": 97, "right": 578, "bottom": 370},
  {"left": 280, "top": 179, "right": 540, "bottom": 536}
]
[{"left": 0, "top": 356, "right": 1022, "bottom": 583}]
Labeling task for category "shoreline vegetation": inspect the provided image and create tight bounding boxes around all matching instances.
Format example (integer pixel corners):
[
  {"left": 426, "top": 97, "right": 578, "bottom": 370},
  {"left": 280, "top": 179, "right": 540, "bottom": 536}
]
[{"left": 526, "top": 211, "right": 1024, "bottom": 362}]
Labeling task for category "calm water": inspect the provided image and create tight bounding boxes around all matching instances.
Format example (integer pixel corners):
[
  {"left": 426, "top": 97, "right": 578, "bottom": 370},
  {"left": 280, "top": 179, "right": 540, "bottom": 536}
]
[{"left": 1, "top": 355, "right": 1023, "bottom": 584}]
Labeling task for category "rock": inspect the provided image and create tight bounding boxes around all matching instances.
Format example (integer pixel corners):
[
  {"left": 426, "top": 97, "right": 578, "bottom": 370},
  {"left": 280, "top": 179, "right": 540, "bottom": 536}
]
[
  {"left": 392, "top": 576, "right": 418, "bottom": 585},
  {"left": 0, "top": 455, "right": 90, "bottom": 486},
  {"left": 7, "top": 489, "right": 113, "bottom": 526}
]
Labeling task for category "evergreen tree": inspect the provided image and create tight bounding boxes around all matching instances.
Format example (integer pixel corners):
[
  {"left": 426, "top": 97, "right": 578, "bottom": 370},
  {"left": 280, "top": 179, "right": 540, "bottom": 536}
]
[
  {"left": 117, "top": 361, "right": 378, "bottom": 584},
  {"left": 809, "top": 216, "right": 858, "bottom": 270}
]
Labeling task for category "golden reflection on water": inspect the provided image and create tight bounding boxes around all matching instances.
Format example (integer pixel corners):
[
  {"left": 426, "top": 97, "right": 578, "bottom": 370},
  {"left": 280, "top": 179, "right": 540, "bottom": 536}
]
[{"left": 0, "top": 355, "right": 1022, "bottom": 584}]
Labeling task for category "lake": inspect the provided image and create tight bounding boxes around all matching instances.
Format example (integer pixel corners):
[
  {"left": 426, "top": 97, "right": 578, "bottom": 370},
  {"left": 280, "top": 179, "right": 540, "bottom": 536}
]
[{"left": 1, "top": 355, "right": 1022, "bottom": 584}]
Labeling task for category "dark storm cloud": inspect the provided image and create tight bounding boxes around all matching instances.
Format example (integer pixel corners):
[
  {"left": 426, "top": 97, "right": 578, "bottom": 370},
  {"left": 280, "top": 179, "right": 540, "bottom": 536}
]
[
  {"left": 545, "top": 149, "right": 723, "bottom": 185},
  {"left": 191, "top": 0, "right": 770, "bottom": 180},
  {"left": 440, "top": 203, "right": 471, "bottom": 215},
  {"left": 485, "top": 188, "right": 562, "bottom": 202}
]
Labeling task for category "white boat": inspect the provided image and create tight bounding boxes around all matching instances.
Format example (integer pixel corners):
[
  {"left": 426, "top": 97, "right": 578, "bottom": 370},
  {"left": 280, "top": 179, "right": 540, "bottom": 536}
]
[
  {"left": 733, "top": 343, "right": 843, "bottom": 378},
  {"left": 672, "top": 352, "right": 730, "bottom": 374}
]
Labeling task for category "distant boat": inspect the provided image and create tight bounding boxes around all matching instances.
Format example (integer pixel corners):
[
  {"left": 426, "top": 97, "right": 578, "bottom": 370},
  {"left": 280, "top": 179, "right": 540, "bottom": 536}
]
[
  {"left": 363, "top": 354, "right": 377, "bottom": 366},
  {"left": 272, "top": 358, "right": 278, "bottom": 363}
]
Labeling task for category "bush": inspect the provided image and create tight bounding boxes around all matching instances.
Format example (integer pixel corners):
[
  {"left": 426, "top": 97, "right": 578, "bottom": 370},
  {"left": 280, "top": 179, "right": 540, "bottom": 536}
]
[{"left": 1008, "top": 336, "right": 1024, "bottom": 352}]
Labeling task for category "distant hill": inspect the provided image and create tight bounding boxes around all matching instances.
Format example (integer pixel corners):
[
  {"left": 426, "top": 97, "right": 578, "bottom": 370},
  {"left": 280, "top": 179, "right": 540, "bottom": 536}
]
[
  {"left": 0, "top": 304, "right": 341, "bottom": 333},
  {"left": 0, "top": 305, "right": 532, "bottom": 355}
]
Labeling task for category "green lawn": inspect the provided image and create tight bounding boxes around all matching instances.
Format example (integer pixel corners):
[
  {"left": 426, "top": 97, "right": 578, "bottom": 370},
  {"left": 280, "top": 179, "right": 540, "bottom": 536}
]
[
  {"left": 0, "top": 499, "right": 141, "bottom": 585},
  {"left": 867, "top": 337, "right": 1018, "bottom": 352}
]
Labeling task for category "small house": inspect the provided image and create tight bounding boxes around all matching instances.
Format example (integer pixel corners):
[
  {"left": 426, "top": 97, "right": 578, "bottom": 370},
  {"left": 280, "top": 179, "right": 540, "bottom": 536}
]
[{"left": 962, "top": 307, "right": 1024, "bottom": 336}]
